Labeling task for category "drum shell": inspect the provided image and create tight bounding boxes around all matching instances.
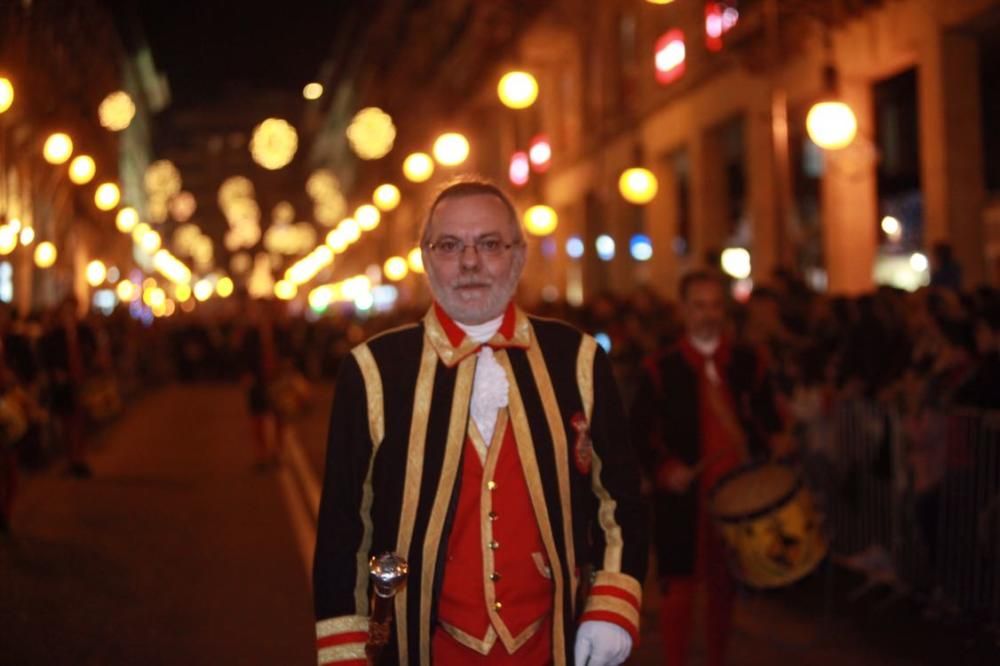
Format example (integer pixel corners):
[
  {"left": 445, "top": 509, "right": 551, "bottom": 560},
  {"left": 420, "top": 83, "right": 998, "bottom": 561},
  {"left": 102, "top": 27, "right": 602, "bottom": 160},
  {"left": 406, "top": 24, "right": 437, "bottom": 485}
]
[{"left": 710, "top": 463, "right": 828, "bottom": 589}]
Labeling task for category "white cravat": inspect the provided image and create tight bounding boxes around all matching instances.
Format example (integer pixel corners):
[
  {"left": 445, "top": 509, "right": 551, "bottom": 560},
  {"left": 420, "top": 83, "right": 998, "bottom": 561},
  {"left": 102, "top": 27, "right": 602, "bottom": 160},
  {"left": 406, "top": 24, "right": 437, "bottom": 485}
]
[
  {"left": 457, "top": 315, "right": 508, "bottom": 445},
  {"left": 689, "top": 334, "right": 721, "bottom": 384}
]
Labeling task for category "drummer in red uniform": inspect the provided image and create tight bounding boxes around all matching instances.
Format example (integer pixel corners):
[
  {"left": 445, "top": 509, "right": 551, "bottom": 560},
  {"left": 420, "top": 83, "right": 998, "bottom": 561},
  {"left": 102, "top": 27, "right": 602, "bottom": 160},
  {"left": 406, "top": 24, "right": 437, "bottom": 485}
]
[{"left": 630, "top": 269, "right": 783, "bottom": 666}]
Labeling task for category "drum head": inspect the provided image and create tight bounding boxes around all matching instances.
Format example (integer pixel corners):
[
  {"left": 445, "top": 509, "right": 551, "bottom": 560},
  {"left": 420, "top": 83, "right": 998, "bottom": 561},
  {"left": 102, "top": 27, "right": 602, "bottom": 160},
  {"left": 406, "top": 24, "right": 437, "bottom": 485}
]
[{"left": 711, "top": 462, "right": 800, "bottom": 523}]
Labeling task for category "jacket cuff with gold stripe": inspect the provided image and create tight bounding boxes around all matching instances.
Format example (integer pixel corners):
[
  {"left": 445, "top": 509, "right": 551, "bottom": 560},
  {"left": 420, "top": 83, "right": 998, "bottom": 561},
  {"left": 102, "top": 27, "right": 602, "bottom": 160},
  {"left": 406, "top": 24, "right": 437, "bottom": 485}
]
[
  {"left": 313, "top": 343, "right": 387, "bottom": 664},
  {"left": 579, "top": 571, "right": 643, "bottom": 643},
  {"left": 315, "top": 615, "right": 369, "bottom": 665}
]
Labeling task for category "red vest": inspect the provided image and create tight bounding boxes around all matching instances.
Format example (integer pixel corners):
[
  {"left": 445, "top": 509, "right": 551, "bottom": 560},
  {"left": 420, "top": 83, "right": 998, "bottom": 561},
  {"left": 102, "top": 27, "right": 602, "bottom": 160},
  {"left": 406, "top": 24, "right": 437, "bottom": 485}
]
[{"left": 437, "top": 414, "right": 554, "bottom": 654}]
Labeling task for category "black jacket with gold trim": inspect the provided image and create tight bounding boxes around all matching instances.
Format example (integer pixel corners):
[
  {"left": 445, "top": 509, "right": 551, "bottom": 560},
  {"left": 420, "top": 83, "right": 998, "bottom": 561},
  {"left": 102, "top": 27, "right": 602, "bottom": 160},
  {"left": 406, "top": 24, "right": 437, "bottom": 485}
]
[{"left": 313, "top": 305, "right": 647, "bottom": 666}]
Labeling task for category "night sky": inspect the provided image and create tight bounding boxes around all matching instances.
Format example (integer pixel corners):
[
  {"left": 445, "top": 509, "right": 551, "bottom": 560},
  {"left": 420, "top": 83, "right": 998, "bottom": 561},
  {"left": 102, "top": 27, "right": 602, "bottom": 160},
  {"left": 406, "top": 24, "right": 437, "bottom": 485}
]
[{"left": 131, "top": 1, "right": 360, "bottom": 108}]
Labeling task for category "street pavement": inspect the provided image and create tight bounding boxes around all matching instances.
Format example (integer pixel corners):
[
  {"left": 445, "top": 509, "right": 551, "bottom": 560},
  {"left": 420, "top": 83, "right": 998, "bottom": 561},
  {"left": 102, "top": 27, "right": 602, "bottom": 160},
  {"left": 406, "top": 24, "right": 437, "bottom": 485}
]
[
  {"left": 2, "top": 383, "right": 998, "bottom": 665},
  {"left": 0, "top": 384, "right": 316, "bottom": 666}
]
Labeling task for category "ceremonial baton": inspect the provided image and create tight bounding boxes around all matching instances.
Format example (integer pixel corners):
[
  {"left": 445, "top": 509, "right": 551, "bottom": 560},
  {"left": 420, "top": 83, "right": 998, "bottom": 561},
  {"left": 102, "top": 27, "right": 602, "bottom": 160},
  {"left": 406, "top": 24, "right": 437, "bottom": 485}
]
[{"left": 366, "top": 552, "right": 408, "bottom": 665}]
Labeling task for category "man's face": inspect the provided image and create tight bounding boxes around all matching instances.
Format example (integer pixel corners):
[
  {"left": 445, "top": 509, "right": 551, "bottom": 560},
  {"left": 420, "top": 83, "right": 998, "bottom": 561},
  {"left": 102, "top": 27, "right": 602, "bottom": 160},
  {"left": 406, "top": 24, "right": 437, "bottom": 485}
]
[
  {"left": 424, "top": 193, "right": 525, "bottom": 325},
  {"left": 682, "top": 280, "right": 726, "bottom": 341}
]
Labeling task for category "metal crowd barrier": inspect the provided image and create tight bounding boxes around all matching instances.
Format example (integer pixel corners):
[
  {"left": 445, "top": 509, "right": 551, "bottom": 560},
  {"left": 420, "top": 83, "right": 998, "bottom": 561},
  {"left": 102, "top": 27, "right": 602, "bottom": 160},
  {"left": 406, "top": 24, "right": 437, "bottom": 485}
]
[{"left": 799, "top": 401, "right": 1000, "bottom": 628}]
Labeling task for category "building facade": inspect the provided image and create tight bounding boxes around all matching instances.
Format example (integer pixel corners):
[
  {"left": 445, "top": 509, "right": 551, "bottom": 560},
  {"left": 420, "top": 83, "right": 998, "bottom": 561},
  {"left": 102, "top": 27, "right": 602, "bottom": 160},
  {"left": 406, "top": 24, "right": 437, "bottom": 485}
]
[{"left": 324, "top": 0, "right": 1000, "bottom": 304}]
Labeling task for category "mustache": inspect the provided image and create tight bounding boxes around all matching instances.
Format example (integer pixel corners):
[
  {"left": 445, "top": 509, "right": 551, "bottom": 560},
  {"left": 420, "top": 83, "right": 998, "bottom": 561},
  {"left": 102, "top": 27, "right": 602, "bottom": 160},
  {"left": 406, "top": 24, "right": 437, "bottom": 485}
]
[{"left": 451, "top": 277, "right": 493, "bottom": 288}]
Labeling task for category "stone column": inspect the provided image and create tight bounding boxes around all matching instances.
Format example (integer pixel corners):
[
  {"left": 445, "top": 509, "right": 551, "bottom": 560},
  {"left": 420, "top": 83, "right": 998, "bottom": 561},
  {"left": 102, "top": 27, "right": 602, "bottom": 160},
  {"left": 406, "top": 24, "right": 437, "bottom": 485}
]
[
  {"left": 919, "top": 27, "right": 986, "bottom": 285},
  {"left": 690, "top": 125, "right": 729, "bottom": 268},
  {"left": 821, "top": 81, "right": 878, "bottom": 295},
  {"left": 647, "top": 153, "right": 677, "bottom": 299},
  {"left": 747, "top": 88, "right": 780, "bottom": 282}
]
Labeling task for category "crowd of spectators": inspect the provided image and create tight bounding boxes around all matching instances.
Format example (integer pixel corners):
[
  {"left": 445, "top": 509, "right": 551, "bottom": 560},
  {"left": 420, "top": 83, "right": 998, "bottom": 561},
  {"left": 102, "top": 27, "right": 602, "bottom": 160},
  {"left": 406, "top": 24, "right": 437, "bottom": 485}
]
[{"left": 1, "top": 275, "right": 997, "bottom": 535}]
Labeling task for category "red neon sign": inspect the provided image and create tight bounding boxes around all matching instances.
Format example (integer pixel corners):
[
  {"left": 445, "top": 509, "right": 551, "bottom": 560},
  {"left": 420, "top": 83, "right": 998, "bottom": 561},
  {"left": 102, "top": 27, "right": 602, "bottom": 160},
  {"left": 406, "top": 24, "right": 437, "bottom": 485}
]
[{"left": 654, "top": 29, "right": 686, "bottom": 85}]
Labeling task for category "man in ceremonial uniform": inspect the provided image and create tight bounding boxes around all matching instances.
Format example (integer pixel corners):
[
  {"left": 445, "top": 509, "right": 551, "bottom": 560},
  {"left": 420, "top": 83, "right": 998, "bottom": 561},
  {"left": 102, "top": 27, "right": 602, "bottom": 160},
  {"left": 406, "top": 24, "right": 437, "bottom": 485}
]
[
  {"left": 314, "top": 179, "right": 647, "bottom": 666},
  {"left": 630, "top": 270, "right": 782, "bottom": 666}
]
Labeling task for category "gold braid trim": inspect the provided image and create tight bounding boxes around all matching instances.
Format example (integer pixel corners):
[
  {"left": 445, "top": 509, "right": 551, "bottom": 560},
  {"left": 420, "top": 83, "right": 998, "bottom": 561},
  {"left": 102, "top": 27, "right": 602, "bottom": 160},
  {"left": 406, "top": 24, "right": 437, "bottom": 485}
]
[
  {"left": 525, "top": 331, "right": 578, "bottom": 609},
  {"left": 350, "top": 344, "right": 385, "bottom": 616},
  {"left": 418, "top": 355, "right": 475, "bottom": 665},
  {"left": 575, "top": 337, "right": 624, "bottom": 572},
  {"left": 497, "top": 349, "right": 567, "bottom": 666},
  {"left": 393, "top": 337, "right": 438, "bottom": 666},
  {"left": 317, "top": 643, "right": 366, "bottom": 664},
  {"left": 316, "top": 614, "right": 369, "bottom": 638}
]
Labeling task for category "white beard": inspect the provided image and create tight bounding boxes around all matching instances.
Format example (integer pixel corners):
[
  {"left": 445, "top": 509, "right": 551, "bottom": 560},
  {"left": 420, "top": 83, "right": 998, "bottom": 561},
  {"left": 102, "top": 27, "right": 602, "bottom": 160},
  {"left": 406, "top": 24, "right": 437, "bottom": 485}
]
[{"left": 427, "top": 257, "right": 522, "bottom": 325}]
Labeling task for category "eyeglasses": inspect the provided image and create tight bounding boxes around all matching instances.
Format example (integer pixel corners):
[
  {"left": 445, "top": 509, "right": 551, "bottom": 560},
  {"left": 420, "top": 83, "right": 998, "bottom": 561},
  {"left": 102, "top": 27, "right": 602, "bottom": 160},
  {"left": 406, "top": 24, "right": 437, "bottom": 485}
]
[{"left": 425, "top": 236, "right": 523, "bottom": 258}]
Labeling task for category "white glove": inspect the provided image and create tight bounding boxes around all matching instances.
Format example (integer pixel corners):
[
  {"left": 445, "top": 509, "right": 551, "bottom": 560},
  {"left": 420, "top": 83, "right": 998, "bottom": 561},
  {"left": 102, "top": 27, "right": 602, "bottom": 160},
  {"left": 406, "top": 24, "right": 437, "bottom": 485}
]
[{"left": 574, "top": 620, "right": 632, "bottom": 666}]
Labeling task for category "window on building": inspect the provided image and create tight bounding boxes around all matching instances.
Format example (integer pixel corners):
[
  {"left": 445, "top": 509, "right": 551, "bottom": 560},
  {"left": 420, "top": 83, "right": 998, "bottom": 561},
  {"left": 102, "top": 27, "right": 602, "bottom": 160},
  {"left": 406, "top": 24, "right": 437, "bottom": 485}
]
[
  {"left": 584, "top": 190, "right": 609, "bottom": 293},
  {"left": 670, "top": 149, "right": 692, "bottom": 256},
  {"left": 981, "top": 29, "right": 1000, "bottom": 193},
  {"left": 719, "top": 116, "right": 747, "bottom": 240},
  {"left": 875, "top": 67, "right": 922, "bottom": 250},
  {"left": 619, "top": 11, "right": 639, "bottom": 112},
  {"left": 0, "top": 261, "right": 11, "bottom": 303},
  {"left": 790, "top": 104, "right": 825, "bottom": 282}
]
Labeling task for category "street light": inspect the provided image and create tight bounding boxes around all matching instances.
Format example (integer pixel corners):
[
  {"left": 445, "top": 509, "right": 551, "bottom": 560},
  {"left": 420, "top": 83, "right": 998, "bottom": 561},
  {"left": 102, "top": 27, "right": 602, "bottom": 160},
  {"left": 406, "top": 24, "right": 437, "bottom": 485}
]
[
  {"left": 403, "top": 152, "right": 434, "bottom": 182},
  {"left": 338, "top": 218, "right": 361, "bottom": 243},
  {"left": 509, "top": 151, "right": 530, "bottom": 187},
  {"left": 98, "top": 91, "right": 136, "bottom": 131},
  {"left": 194, "top": 279, "right": 214, "bottom": 302},
  {"left": 805, "top": 55, "right": 857, "bottom": 151},
  {"left": 524, "top": 205, "right": 558, "bottom": 236},
  {"left": 806, "top": 100, "right": 857, "bottom": 150},
  {"left": 174, "top": 283, "right": 192, "bottom": 302},
  {"left": 0, "top": 77, "right": 13, "bottom": 113},
  {"left": 0, "top": 225, "right": 16, "bottom": 254},
  {"left": 274, "top": 279, "right": 297, "bottom": 300},
  {"left": 43, "top": 133, "right": 73, "bottom": 164},
  {"left": 131, "top": 222, "right": 151, "bottom": 244},
  {"left": 497, "top": 71, "right": 538, "bottom": 110},
  {"left": 325, "top": 228, "right": 348, "bottom": 253},
  {"left": 34, "top": 241, "right": 57, "bottom": 268},
  {"left": 383, "top": 256, "right": 409, "bottom": 282},
  {"left": 372, "top": 183, "right": 401, "bottom": 211},
  {"left": 116, "top": 207, "right": 138, "bottom": 233},
  {"left": 721, "top": 247, "right": 752, "bottom": 279},
  {"left": 216, "top": 276, "right": 234, "bottom": 298},
  {"left": 528, "top": 135, "right": 552, "bottom": 172},
  {"left": 303, "top": 82, "right": 323, "bottom": 100},
  {"left": 346, "top": 107, "right": 396, "bottom": 160},
  {"left": 139, "top": 229, "right": 162, "bottom": 254},
  {"left": 432, "top": 132, "right": 470, "bottom": 167},
  {"left": 250, "top": 118, "right": 298, "bottom": 170},
  {"left": 356, "top": 204, "right": 381, "bottom": 231},
  {"left": 618, "top": 167, "right": 658, "bottom": 204},
  {"left": 94, "top": 182, "right": 120, "bottom": 210},
  {"left": 407, "top": 247, "right": 424, "bottom": 274},
  {"left": 69, "top": 155, "right": 96, "bottom": 185},
  {"left": 116, "top": 280, "right": 138, "bottom": 302},
  {"left": 86, "top": 260, "right": 107, "bottom": 286}
]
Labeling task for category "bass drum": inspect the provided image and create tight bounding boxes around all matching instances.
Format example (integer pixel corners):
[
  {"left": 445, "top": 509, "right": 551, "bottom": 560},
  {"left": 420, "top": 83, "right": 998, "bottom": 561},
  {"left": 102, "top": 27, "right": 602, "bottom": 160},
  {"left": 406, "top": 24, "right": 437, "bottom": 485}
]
[{"left": 709, "top": 462, "right": 828, "bottom": 589}]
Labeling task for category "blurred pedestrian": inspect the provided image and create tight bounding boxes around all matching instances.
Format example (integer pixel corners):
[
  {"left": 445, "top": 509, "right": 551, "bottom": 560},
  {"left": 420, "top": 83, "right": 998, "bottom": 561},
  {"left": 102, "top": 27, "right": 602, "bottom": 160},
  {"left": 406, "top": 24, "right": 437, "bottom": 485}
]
[
  {"left": 240, "top": 298, "right": 297, "bottom": 466},
  {"left": 929, "top": 242, "right": 962, "bottom": 291},
  {"left": 38, "top": 297, "right": 96, "bottom": 478}
]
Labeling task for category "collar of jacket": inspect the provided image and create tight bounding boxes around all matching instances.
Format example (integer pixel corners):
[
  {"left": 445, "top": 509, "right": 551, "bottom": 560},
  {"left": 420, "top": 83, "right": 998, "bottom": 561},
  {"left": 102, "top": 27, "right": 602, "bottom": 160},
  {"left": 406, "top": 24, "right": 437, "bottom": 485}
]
[
  {"left": 678, "top": 333, "right": 733, "bottom": 371},
  {"left": 424, "top": 301, "right": 531, "bottom": 367}
]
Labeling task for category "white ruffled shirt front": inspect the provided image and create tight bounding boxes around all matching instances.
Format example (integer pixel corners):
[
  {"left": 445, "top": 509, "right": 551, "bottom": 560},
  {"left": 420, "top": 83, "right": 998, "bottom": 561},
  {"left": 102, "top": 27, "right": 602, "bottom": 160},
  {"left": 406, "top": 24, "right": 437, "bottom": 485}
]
[
  {"left": 689, "top": 334, "right": 721, "bottom": 385},
  {"left": 457, "top": 315, "right": 509, "bottom": 445}
]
